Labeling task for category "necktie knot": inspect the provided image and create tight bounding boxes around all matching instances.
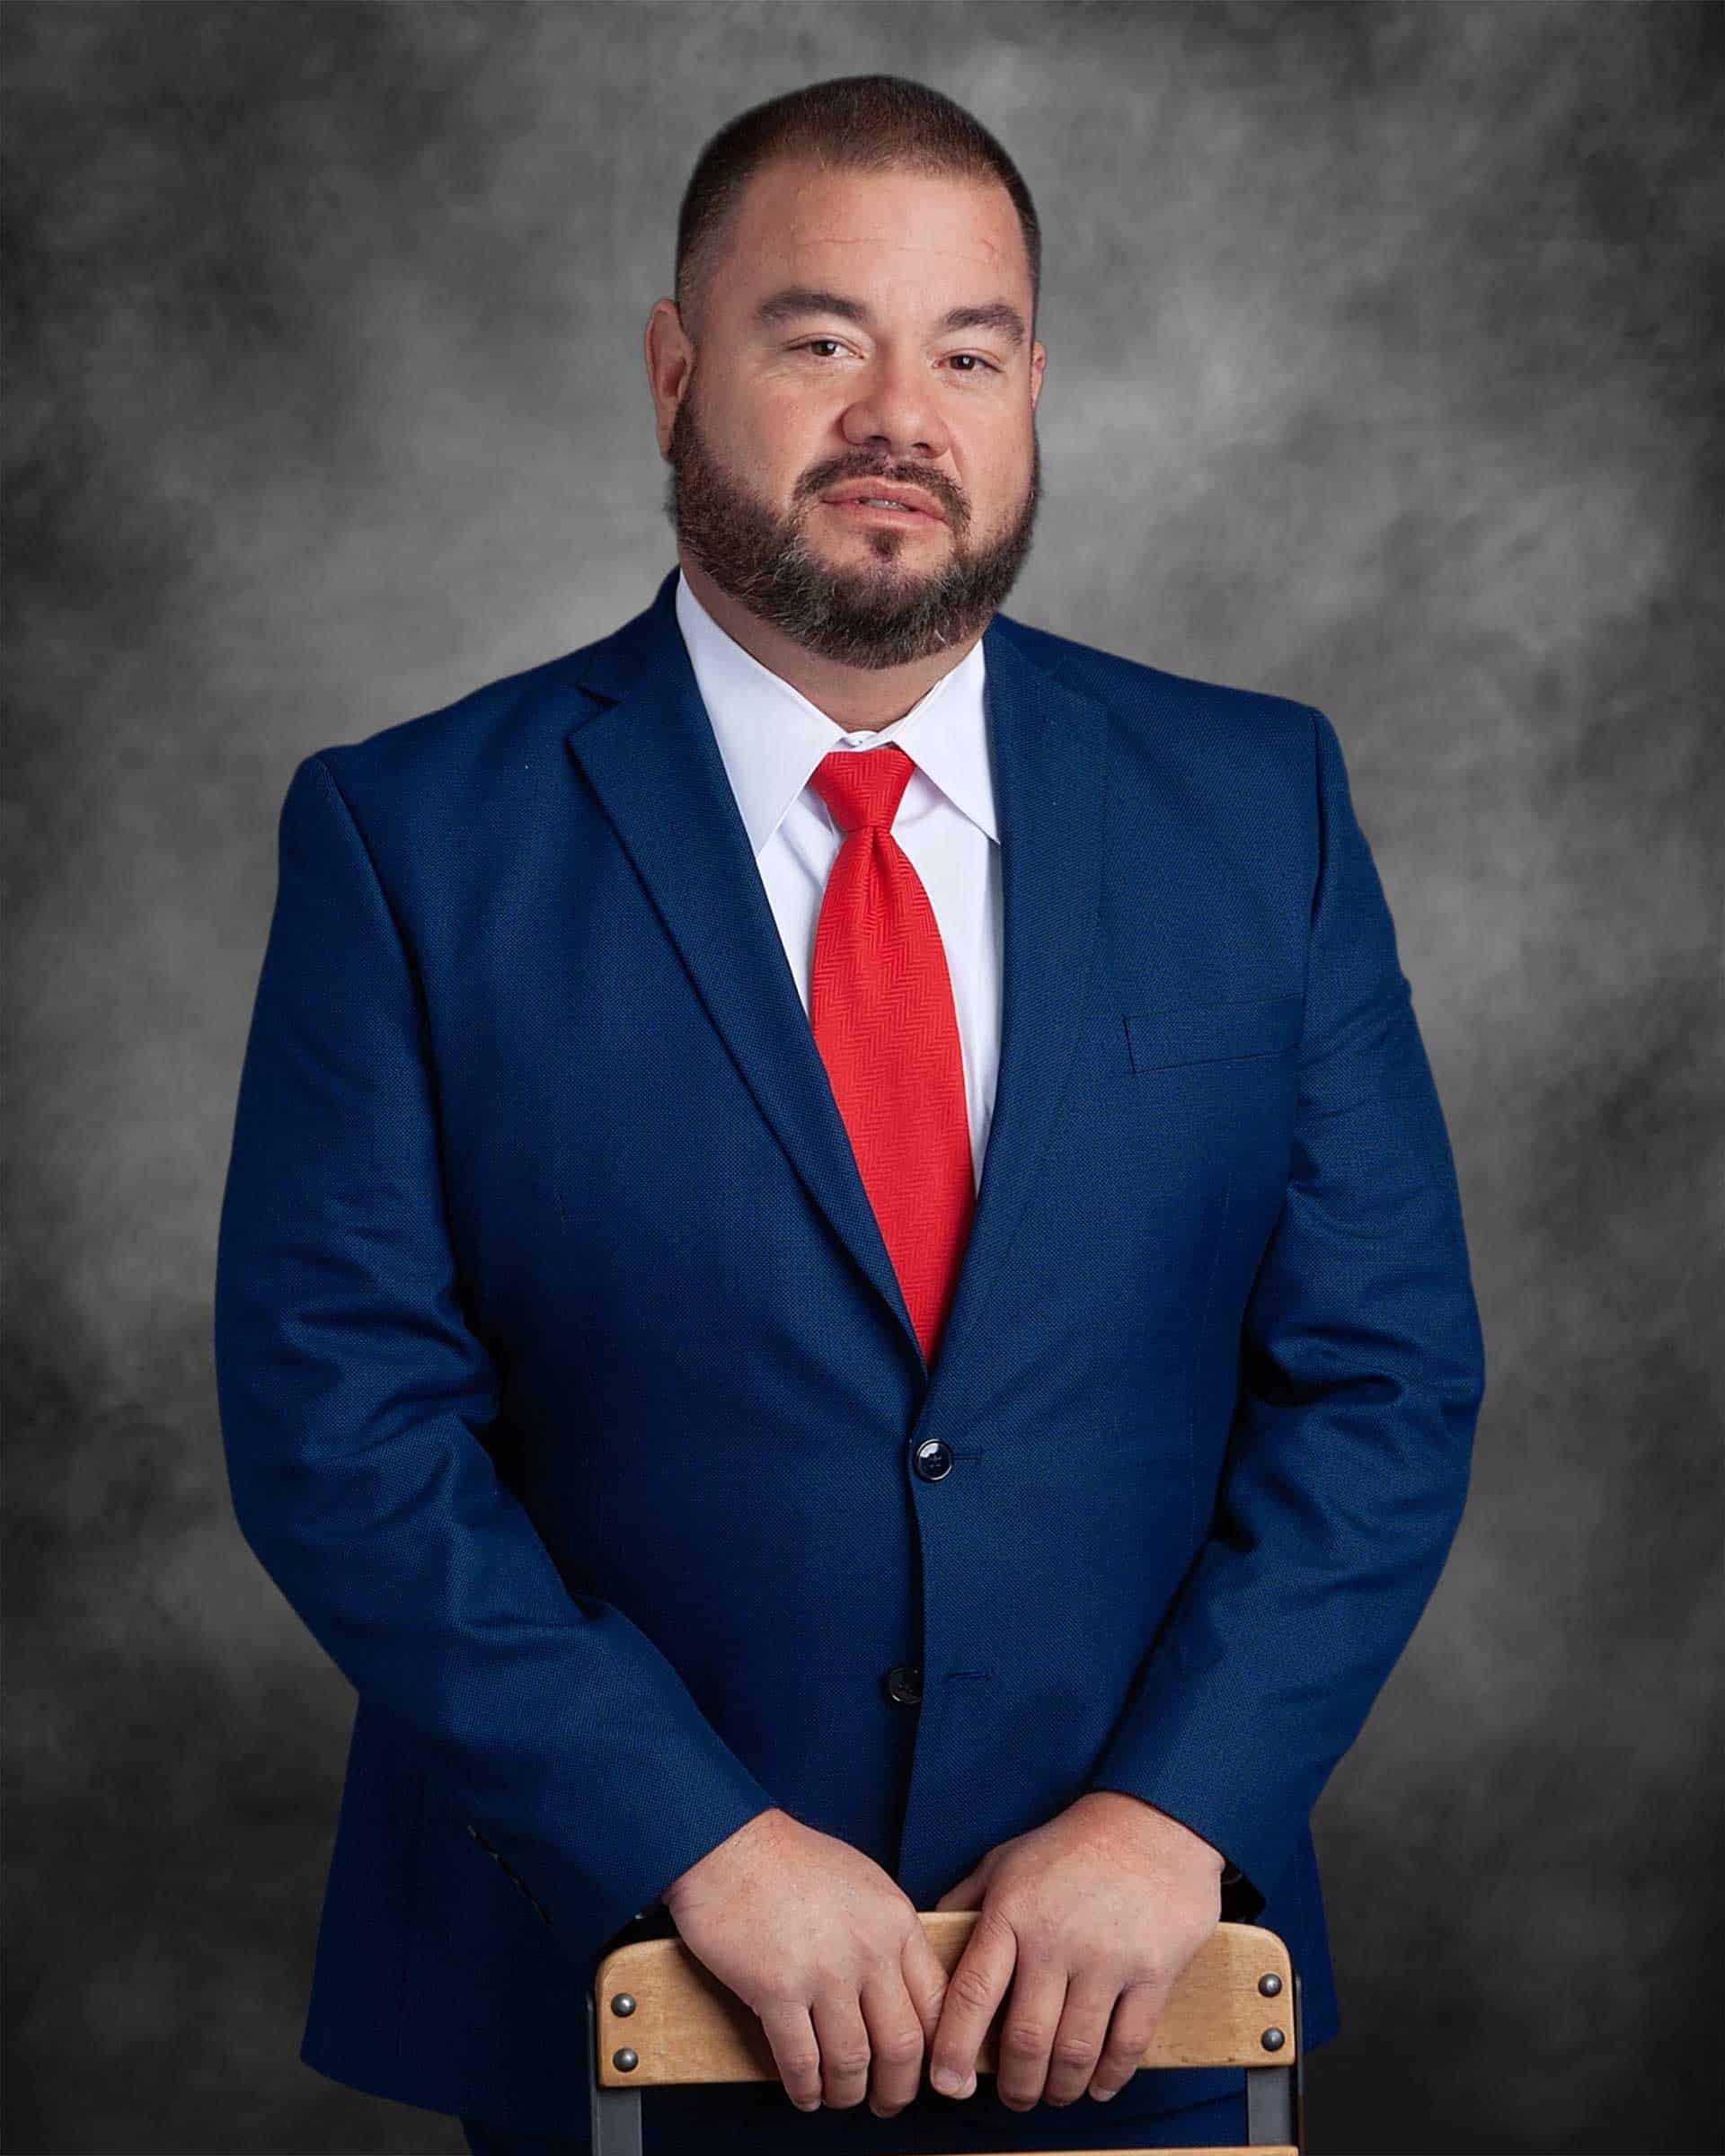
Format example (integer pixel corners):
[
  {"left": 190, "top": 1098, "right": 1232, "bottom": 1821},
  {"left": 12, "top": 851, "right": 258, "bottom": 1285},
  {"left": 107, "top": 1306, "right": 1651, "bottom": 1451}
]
[{"left": 808, "top": 744, "right": 916, "bottom": 835}]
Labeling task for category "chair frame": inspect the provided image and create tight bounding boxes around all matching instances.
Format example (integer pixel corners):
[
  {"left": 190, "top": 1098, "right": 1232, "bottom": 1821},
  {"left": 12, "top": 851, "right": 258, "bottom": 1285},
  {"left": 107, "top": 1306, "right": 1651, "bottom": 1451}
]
[{"left": 585, "top": 1917, "right": 1305, "bottom": 2155}]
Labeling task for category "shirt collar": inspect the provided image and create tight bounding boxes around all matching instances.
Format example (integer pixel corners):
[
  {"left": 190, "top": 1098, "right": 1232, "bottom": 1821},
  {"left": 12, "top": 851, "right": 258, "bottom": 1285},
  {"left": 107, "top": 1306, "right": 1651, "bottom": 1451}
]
[{"left": 674, "top": 566, "right": 997, "bottom": 858}]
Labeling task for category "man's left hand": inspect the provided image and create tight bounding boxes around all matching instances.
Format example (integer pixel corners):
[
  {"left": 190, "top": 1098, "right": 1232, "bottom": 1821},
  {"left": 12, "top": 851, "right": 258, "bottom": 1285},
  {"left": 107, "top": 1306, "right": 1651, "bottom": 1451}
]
[{"left": 925, "top": 1790, "right": 1225, "bottom": 2113}]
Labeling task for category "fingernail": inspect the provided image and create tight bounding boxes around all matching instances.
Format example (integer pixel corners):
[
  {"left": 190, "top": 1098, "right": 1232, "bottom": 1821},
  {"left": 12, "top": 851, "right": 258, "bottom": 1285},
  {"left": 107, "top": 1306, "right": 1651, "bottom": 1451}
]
[
  {"left": 1093, "top": 2085, "right": 1117, "bottom": 2102},
  {"left": 933, "top": 2067, "right": 962, "bottom": 2096}
]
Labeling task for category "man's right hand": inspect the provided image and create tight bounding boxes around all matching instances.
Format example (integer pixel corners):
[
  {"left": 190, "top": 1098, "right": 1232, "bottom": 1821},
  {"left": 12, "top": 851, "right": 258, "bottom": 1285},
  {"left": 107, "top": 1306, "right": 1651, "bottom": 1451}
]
[{"left": 660, "top": 1807, "right": 954, "bottom": 2120}]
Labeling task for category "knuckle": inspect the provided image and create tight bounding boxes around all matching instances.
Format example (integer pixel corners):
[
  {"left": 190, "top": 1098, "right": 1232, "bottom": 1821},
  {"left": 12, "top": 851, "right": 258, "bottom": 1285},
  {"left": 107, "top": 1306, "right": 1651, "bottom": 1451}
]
[
  {"left": 877, "top": 2028, "right": 924, "bottom": 2067},
  {"left": 950, "top": 1964, "right": 996, "bottom": 2010},
  {"left": 1017, "top": 1925, "right": 1062, "bottom": 1967},
  {"left": 1002, "top": 2019, "right": 1048, "bottom": 2059},
  {"left": 975, "top": 1904, "right": 1021, "bottom": 1951},
  {"left": 1053, "top": 2036, "right": 1098, "bottom": 2070},
  {"left": 828, "top": 2045, "right": 872, "bottom": 2078}
]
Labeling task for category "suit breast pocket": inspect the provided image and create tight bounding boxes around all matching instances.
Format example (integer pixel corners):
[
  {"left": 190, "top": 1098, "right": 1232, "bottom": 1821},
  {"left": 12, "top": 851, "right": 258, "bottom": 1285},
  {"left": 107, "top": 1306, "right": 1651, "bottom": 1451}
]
[{"left": 1123, "top": 994, "right": 1304, "bottom": 1074}]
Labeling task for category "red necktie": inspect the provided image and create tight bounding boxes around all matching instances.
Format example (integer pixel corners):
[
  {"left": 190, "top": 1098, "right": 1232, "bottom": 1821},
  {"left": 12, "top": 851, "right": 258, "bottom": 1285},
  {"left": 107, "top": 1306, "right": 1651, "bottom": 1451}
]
[{"left": 807, "top": 745, "right": 976, "bottom": 1367}]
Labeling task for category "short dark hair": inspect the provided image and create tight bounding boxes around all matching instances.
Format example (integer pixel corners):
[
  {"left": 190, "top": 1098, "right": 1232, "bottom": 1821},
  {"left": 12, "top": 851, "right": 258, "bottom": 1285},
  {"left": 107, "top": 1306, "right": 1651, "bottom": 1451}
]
[{"left": 674, "top": 73, "right": 1041, "bottom": 349}]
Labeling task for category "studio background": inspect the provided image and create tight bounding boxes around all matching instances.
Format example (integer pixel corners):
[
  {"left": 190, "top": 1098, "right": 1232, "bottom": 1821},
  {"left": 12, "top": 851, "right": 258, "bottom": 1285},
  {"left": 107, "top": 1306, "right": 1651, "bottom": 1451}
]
[{"left": 4, "top": 3, "right": 1720, "bottom": 2151}]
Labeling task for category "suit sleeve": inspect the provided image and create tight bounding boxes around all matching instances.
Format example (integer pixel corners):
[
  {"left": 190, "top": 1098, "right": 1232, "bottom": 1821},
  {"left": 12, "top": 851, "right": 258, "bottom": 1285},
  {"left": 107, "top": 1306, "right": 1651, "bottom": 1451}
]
[
  {"left": 1084, "top": 707, "right": 1487, "bottom": 1917},
  {"left": 213, "top": 753, "right": 779, "bottom": 1956}
]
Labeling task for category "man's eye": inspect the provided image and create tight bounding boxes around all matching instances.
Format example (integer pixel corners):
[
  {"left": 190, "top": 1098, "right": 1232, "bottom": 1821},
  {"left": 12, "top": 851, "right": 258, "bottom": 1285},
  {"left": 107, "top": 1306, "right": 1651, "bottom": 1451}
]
[{"left": 791, "top": 340, "right": 997, "bottom": 375}]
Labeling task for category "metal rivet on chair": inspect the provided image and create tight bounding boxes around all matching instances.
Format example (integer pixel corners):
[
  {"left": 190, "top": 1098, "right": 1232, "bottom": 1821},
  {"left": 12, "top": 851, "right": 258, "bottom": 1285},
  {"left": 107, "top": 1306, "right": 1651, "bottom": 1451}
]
[
  {"left": 1260, "top": 2027, "right": 1286, "bottom": 2051},
  {"left": 1258, "top": 1972, "right": 1283, "bottom": 1996},
  {"left": 611, "top": 2046, "right": 640, "bottom": 2072},
  {"left": 609, "top": 1993, "right": 637, "bottom": 2016}
]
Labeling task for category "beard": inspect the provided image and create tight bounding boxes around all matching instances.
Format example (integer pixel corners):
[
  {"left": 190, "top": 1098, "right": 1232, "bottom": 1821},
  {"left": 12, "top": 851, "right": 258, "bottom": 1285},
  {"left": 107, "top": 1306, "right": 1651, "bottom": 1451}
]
[{"left": 661, "top": 369, "right": 1041, "bottom": 671}]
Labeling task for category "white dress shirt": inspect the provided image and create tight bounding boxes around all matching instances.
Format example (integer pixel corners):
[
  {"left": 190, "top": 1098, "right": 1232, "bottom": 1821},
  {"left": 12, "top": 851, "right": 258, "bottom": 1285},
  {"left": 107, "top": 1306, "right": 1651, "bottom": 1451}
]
[{"left": 674, "top": 566, "right": 1003, "bottom": 1190}]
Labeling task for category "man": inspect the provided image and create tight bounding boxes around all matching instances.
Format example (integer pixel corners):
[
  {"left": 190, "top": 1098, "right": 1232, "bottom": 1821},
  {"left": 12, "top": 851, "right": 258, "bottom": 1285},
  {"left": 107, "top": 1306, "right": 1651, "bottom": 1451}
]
[{"left": 214, "top": 72, "right": 1486, "bottom": 2156}]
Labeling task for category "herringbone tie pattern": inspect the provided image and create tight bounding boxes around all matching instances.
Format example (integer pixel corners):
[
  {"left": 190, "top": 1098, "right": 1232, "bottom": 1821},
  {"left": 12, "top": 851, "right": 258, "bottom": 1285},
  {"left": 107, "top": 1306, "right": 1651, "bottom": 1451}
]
[{"left": 807, "top": 745, "right": 976, "bottom": 1367}]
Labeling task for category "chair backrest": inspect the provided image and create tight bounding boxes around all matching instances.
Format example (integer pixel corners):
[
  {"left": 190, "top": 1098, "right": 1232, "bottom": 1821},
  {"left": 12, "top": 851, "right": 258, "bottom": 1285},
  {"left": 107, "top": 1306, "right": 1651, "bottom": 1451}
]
[{"left": 587, "top": 1913, "right": 1305, "bottom": 2155}]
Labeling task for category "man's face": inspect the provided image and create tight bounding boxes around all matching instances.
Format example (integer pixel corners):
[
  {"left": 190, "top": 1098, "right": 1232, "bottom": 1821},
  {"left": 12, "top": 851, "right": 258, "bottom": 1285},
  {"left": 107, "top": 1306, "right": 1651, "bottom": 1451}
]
[{"left": 657, "top": 158, "right": 1045, "bottom": 670}]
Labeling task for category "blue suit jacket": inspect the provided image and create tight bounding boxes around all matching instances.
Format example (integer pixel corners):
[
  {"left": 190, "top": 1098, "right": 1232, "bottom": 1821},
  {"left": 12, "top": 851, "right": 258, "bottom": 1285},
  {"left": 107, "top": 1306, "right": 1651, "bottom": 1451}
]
[{"left": 213, "top": 565, "right": 1485, "bottom": 2134}]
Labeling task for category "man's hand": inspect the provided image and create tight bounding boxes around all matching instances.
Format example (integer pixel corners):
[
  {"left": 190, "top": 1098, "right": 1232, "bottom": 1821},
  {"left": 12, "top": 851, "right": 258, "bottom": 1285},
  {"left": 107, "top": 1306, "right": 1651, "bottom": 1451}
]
[
  {"left": 660, "top": 1808, "right": 952, "bottom": 2120},
  {"left": 926, "top": 1791, "right": 1225, "bottom": 2112}
]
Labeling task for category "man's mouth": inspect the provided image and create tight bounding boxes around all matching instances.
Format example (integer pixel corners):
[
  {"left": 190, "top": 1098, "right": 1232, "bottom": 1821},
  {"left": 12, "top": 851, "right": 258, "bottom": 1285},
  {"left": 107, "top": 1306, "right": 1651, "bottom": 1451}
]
[
  {"left": 819, "top": 482, "right": 947, "bottom": 524},
  {"left": 821, "top": 499, "right": 945, "bottom": 526}
]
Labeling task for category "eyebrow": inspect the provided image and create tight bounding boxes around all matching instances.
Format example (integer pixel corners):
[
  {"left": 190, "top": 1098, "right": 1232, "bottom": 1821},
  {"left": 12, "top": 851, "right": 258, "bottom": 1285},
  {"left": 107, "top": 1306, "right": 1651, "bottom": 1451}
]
[{"left": 753, "top": 286, "right": 1028, "bottom": 352}]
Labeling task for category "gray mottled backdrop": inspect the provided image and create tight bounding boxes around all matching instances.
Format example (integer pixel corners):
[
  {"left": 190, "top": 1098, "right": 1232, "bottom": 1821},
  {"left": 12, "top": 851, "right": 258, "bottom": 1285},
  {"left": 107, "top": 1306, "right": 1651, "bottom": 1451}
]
[{"left": 4, "top": 3, "right": 1721, "bottom": 2150}]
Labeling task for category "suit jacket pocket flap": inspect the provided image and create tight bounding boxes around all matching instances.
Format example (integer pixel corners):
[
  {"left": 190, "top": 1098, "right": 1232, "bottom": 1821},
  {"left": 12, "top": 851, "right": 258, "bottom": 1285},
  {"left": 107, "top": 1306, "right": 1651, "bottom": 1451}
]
[{"left": 1125, "top": 994, "right": 1304, "bottom": 1073}]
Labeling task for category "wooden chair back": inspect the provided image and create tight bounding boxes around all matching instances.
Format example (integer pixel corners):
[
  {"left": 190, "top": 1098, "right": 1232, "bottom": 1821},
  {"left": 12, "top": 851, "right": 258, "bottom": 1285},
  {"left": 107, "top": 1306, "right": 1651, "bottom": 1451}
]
[{"left": 586, "top": 1913, "right": 1305, "bottom": 2154}]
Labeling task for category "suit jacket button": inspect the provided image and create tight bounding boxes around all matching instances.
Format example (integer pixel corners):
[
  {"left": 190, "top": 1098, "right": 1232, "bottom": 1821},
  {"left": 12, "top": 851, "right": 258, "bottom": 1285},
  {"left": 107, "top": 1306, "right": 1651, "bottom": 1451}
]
[
  {"left": 913, "top": 1439, "right": 953, "bottom": 1481},
  {"left": 884, "top": 1665, "right": 923, "bottom": 1705}
]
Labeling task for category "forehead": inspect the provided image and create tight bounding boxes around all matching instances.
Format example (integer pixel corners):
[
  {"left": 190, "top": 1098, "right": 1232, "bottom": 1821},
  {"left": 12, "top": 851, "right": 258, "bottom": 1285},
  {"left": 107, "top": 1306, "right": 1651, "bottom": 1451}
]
[{"left": 720, "top": 157, "right": 1028, "bottom": 304}]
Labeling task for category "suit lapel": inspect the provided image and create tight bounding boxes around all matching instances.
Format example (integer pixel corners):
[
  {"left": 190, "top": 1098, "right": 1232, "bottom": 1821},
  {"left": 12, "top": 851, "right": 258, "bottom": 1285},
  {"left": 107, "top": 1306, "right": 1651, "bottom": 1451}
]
[
  {"left": 917, "top": 606, "right": 1108, "bottom": 1424},
  {"left": 560, "top": 570, "right": 1109, "bottom": 1405}
]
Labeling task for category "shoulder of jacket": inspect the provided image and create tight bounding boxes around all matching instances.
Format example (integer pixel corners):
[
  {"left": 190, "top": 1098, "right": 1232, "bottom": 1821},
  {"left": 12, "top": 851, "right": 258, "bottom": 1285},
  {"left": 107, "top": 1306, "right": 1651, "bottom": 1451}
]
[
  {"left": 305, "top": 644, "right": 580, "bottom": 792},
  {"left": 991, "top": 610, "right": 1318, "bottom": 744}
]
